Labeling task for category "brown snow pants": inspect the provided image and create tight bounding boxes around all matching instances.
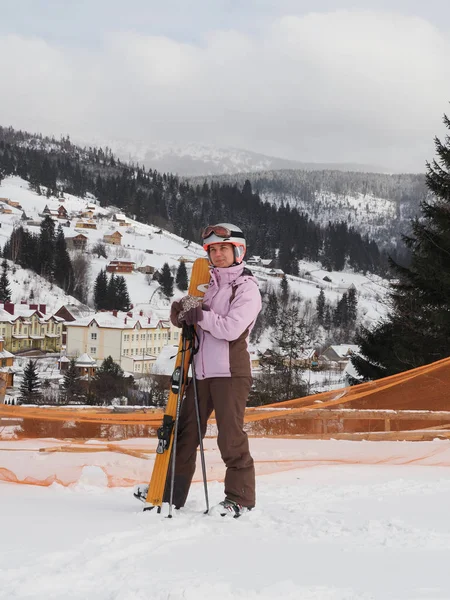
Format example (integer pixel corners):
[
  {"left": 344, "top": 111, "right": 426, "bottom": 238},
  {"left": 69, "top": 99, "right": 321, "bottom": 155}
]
[{"left": 166, "top": 376, "right": 255, "bottom": 508}]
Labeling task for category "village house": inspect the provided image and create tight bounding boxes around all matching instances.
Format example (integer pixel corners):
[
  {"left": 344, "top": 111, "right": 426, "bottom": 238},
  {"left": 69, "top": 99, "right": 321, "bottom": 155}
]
[
  {"left": 65, "top": 233, "right": 88, "bottom": 252},
  {"left": 74, "top": 219, "right": 97, "bottom": 229},
  {"left": 319, "top": 344, "right": 360, "bottom": 370},
  {"left": 0, "top": 205, "right": 13, "bottom": 215},
  {"left": 0, "top": 337, "right": 16, "bottom": 388},
  {"left": 103, "top": 230, "right": 123, "bottom": 245},
  {"left": 106, "top": 260, "right": 135, "bottom": 274},
  {"left": 135, "top": 265, "right": 155, "bottom": 275},
  {"left": 113, "top": 213, "right": 129, "bottom": 226},
  {"left": 54, "top": 303, "right": 94, "bottom": 345},
  {"left": 268, "top": 268, "right": 285, "bottom": 278},
  {"left": 65, "top": 309, "right": 181, "bottom": 374},
  {"left": 41, "top": 204, "right": 69, "bottom": 219},
  {"left": 0, "top": 303, "right": 64, "bottom": 353}
]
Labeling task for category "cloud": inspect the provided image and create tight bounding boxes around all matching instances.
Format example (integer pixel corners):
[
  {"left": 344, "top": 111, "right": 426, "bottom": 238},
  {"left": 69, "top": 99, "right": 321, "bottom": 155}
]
[{"left": 1, "top": 10, "right": 450, "bottom": 171}]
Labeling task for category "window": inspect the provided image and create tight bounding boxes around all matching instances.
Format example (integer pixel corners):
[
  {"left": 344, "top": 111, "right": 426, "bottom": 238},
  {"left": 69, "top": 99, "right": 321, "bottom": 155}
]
[
  {"left": 158, "top": 333, "right": 161, "bottom": 340},
  {"left": 90, "top": 347, "right": 97, "bottom": 354},
  {"left": 141, "top": 334, "right": 145, "bottom": 340},
  {"left": 168, "top": 332, "right": 171, "bottom": 340},
  {"left": 131, "top": 335, "right": 134, "bottom": 341},
  {"left": 174, "top": 332, "right": 179, "bottom": 341},
  {"left": 124, "top": 334, "right": 129, "bottom": 341},
  {"left": 90, "top": 333, "right": 97, "bottom": 340}
]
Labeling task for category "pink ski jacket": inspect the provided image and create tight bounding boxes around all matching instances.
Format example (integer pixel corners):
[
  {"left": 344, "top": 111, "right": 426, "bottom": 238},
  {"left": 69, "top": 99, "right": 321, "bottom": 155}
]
[{"left": 194, "top": 263, "right": 262, "bottom": 380}]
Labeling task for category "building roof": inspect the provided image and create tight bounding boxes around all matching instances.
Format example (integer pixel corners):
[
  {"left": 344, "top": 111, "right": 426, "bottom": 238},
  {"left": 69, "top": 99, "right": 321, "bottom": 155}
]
[
  {"left": 326, "top": 344, "right": 360, "bottom": 359},
  {"left": 66, "top": 310, "right": 170, "bottom": 330},
  {"left": 75, "top": 353, "right": 96, "bottom": 367},
  {"left": 57, "top": 303, "right": 94, "bottom": 320}
]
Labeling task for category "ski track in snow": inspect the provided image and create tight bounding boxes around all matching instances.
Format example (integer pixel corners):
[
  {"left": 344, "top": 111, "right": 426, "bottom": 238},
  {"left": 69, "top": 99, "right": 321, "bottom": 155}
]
[{"left": 2, "top": 462, "right": 450, "bottom": 600}]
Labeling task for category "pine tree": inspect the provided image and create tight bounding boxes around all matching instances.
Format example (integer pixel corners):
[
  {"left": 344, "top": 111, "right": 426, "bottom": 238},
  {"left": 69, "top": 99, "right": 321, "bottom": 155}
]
[
  {"left": 115, "top": 276, "right": 131, "bottom": 311},
  {"left": 53, "top": 225, "right": 74, "bottom": 294},
  {"left": 280, "top": 274, "right": 289, "bottom": 306},
  {"left": 265, "top": 289, "right": 279, "bottom": 327},
  {"left": 0, "top": 259, "right": 11, "bottom": 303},
  {"left": 347, "top": 286, "right": 358, "bottom": 324},
  {"left": 39, "top": 215, "right": 55, "bottom": 279},
  {"left": 91, "top": 356, "right": 129, "bottom": 404},
  {"left": 62, "top": 359, "right": 83, "bottom": 402},
  {"left": 94, "top": 269, "right": 108, "bottom": 310},
  {"left": 353, "top": 112, "right": 450, "bottom": 379},
  {"left": 20, "top": 360, "right": 41, "bottom": 404},
  {"left": 160, "top": 262, "right": 174, "bottom": 299},
  {"left": 175, "top": 261, "right": 188, "bottom": 292},
  {"left": 106, "top": 272, "right": 117, "bottom": 310},
  {"left": 316, "top": 289, "right": 325, "bottom": 325}
]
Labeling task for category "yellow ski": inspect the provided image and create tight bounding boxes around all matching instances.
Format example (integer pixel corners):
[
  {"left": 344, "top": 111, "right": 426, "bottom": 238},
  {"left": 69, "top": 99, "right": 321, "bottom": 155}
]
[{"left": 144, "top": 257, "right": 210, "bottom": 509}]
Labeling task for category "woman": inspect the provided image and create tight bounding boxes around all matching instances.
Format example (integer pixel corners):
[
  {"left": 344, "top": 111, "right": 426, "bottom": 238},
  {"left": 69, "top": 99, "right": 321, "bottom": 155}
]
[{"left": 170, "top": 223, "right": 262, "bottom": 517}]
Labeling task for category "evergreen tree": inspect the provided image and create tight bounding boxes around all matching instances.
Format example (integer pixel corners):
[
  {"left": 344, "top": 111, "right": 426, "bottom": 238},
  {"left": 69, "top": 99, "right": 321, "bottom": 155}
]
[
  {"left": 62, "top": 359, "right": 83, "bottom": 402},
  {"left": 258, "top": 306, "right": 310, "bottom": 403},
  {"left": 39, "top": 215, "right": 55, "bottom": 279},
  {"left": 53, "top": 225, "right": 74, "bottom": 294},
  {"left": 94, "top": 269, "right": 108, "bottom": 310},
  {"left": 0, "top": 259, "right": 11, "bottom": 303},
  {"left": 347, "top": 286, "right": 358, "bottom": 324},
  {"left": 175, "top": 261, "right": 188, "bottom": 292},
  {"left": 316, "top": 289, "right": 325, "bottom": 325},
  {"left": 353, "top": 112, "right": 450, "bottom": 379},
  {"left": 265, "top": 289, "right": 279, "bottom": 327},
  {"left": 280, "top": 274, "right": 289, "bottom": 306},
  {"left": 106, "top": 272, "right": 117, "bottom": 310},
  {"left": 115, "top": 276, "right": 131, "bottom": 311},
  {"left": 91, "top": 356, "right": 129, "bottom": 404},
  {"left": 160, "top": 262, "right": 174, "bottom": 299},
  {"left": 19, "top": 360, "right": 41, "bottom": 404}
]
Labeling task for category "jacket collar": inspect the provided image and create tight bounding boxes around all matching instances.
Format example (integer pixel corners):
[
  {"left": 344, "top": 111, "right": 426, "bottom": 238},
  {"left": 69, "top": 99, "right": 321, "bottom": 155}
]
[{"left": 210, "top": 263, "right": 245, "bottom": 287}]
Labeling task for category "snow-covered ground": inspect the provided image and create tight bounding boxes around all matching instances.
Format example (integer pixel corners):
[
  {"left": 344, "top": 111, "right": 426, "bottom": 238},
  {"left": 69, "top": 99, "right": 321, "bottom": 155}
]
[{"left": 1, "top": 437, "right": 450, "bottom": 599}]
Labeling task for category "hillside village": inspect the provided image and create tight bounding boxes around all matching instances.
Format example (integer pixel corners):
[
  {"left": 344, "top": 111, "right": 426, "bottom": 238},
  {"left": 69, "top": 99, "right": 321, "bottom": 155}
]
[{"left": 0, "top": 176, "right": 390, "bottom": 404}]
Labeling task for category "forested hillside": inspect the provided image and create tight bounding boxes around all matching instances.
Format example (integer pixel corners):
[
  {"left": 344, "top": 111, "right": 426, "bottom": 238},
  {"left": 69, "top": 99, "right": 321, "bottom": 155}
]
[{"left": 0, "top": 126, "right": 389, "bottom": 276}]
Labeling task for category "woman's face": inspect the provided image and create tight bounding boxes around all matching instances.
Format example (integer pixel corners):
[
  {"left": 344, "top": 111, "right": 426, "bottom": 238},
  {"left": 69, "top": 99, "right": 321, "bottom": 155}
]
[{"left": 208, "top": 243, "right": 235, "bottom": 268}]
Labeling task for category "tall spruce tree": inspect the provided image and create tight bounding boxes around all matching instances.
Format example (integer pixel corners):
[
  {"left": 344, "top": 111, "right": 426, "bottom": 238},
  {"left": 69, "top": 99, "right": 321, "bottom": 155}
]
[
  {"left": 353, "top": 112, "right": 450, "bottom": 379},
  {"left": 53, "top": 225, "right": 74, "bottom": 294},
  {"left": 160, "top": 262, "right": 174, "bottom": 299},
  {"left": 63, "top": 359, "right": 83, "bottom": 403},
  {"left": 175, "top": 261, "right": 188, "bottom": 292},
  {"left": 94, "top": 269, "right": 108, "bottom": 310},
  {"left": 115, "top": 276, "right": 131, "bottom": 311},
  {"left": 39, "top": 215, "right": 56, "bottom": 279},
  {"left": 20, "top": 360, "right": 41, "bottom": 404},
  {"left": 316, "top": 289, "right": 325, "bottom": 325},
  {"left": 0, "top": 259, "right": 11, "bottom": 303}
]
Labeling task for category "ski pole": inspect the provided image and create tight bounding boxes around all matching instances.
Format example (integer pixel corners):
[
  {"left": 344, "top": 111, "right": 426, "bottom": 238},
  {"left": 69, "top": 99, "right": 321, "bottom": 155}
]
[
  {"left": 189, "top": 334, "right": 209, "bottom": 514},
  {"left": 167, "top": 328, "right": 188, "bottom": 518}
]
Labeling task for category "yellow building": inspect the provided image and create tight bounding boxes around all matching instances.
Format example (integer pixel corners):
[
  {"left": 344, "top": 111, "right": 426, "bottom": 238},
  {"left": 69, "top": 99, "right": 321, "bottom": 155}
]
[
  {"left": 0, "top": 303, "right": 63, "bottom": 353},
  {"left": 65, "top": 308, "right": 180, "bottom": 374}
]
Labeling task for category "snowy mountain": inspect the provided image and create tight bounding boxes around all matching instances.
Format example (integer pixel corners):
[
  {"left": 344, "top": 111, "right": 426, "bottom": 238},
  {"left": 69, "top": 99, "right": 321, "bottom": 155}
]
[
  {"left": 0, "top": 176, "right": 389, "bottom": 330},
  {"left": 193, "top": 170, "right": 427, "bottom": 247},
  {"left": 80, "top": 138, "right": 392, "bottom": 177}
]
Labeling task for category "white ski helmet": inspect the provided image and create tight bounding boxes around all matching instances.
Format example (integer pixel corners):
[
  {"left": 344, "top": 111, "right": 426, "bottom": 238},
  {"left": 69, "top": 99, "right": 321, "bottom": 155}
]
[{"left": 202, "top": 223, "right": 247, "bottom": 264}]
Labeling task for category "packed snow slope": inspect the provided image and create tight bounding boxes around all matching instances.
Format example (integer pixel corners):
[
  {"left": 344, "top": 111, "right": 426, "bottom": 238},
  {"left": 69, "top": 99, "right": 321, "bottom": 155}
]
[
  {"left": 1, "top": 438, "right": 450, "bottom": 600},
  {"left": 0, "top": 176, "right": 389, "bottom": 324}
]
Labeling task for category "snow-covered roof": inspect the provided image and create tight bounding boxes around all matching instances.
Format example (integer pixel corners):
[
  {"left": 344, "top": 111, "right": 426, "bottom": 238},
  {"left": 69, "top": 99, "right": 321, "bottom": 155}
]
[
  {"left": 58, "top": 304, "right": 94, "bottom": 320},
  {"left": 328, "top": 345, "right": 360, "bottom": 358},
  {"left": 67, "top": 310, "right": 169, "bottom": 330},
  {"left": 75, "top": 353, "right": 96, "bottom": 367}
]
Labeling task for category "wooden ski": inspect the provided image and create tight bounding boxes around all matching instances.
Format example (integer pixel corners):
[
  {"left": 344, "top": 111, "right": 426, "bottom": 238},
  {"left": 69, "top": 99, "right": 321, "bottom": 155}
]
[{"left": 144, "top": 257, "right": 210, "bottom": 509}]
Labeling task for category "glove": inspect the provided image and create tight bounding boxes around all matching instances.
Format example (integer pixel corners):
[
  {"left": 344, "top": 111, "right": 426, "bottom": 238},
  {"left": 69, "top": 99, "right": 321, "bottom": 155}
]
[
  {"left": 170, "top": 300, "right": 183, "bottom": 327},
  {"left": 178, "top": 295, "right": 203, "bottom": 326}
]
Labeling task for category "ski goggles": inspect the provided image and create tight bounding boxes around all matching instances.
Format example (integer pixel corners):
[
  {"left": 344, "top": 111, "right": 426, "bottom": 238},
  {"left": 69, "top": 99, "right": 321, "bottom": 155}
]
[{"left": 201, "top": 225, "right": 245, "bottom": 241}]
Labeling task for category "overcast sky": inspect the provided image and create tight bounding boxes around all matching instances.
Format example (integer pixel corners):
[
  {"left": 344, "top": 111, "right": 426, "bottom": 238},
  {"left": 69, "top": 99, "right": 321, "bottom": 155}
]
[{"left": 2, "top": 0, "right": 450, "bottom": 172}]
